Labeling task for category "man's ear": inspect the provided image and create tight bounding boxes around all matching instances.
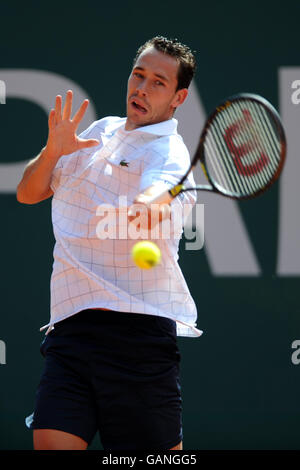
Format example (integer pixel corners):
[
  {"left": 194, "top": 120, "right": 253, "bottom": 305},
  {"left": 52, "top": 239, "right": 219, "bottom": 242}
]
[{"left": 172, "top": 88, "right": 188, "bottom": 110}]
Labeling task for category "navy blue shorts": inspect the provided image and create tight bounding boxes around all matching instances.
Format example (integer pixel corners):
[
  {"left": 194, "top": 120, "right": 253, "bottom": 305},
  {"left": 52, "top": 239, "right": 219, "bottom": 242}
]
[{"left": 29, "top": 309, "right": 183, "bottom": 450}]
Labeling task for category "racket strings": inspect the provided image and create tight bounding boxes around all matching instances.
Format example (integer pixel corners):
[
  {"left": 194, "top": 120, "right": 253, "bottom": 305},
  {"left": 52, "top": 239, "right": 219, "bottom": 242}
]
[
  {"left": 226, "top": 103, "right": 269, "bottom": 192},
  {"left": 207, "top": 112, "right": 255, "bottom": 195},
  {"left": 232, "top": 102, "right": 274, "bottom": 185},
  {"left": 204, "top": 100, "right": 282, "bottom": 197},
  {"left": 214, "top": 104, "right": 267, "bottom": 194},
  {"left": 218, "top": 102, "right": 279, "bottom": 193},
  {"left": 207, "top": 113, "right": 255, "bottom": 196},
  {"left": 248, "top": 102, "right": 280, "bottom": 175},
  {"left": 215, "top": 111, "right": 256, "bottom": 195},
  {"left": 208, "top": 123, "right": 242, "bottom": 194}
]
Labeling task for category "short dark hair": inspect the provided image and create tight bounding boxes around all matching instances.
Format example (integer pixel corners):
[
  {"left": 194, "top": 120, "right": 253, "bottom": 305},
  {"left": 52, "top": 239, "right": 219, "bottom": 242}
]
[{"left": 133, "top": 36, "right": 196, "bottom": 91}]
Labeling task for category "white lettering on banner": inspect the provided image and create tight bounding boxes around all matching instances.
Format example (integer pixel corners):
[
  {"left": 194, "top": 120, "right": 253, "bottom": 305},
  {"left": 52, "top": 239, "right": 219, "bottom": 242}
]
[
  {"left": 277, "top": 68, "right": 300, "bottom": 274},
  {"left": 0, "top": 70, "right": 97, "bottom": 193}
]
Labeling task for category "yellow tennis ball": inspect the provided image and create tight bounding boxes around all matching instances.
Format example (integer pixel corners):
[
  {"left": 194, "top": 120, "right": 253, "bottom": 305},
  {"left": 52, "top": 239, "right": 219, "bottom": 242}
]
[{"left": 131, "top": 241, "right": 161, "bottom": 270}]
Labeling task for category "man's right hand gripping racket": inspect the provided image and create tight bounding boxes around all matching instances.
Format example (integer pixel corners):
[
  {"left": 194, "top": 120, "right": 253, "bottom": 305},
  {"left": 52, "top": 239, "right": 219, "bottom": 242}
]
[{"left": 147, "top": 93, "right": 286, "bottom": 204}]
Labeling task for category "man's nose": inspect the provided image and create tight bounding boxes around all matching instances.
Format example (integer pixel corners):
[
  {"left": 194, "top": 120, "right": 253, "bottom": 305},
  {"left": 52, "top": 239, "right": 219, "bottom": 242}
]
[{"left": 136, "top": 79, "right": 148, "bottom": 95}]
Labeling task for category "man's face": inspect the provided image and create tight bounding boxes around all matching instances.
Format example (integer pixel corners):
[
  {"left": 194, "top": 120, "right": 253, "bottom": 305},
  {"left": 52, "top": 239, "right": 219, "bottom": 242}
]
[{"left": 125, "top": 46, "right": 188, "bottom": 131}]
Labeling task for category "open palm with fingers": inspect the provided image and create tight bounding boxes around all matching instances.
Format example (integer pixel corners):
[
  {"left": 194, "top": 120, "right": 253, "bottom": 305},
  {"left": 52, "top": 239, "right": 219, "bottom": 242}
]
[{"left": 46, "top": 90, "right": 99, "bottom": 159}]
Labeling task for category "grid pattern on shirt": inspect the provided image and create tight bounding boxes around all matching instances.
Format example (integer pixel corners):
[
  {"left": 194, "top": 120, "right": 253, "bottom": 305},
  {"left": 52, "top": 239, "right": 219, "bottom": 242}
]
[{"left": 46, "top": 116, "right": 202, "bottom": 337}]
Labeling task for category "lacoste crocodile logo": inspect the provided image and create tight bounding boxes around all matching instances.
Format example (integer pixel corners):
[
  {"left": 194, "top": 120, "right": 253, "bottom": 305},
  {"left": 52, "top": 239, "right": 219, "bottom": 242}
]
[{"left": 119, "top": 159, "right": 129, "bottom": 167}]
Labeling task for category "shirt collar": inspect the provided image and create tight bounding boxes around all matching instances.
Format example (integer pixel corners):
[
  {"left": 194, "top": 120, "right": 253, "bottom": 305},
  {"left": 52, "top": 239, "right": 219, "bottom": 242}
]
[{"left": 119, "top": 118, "right": 178, "bottom": 137}]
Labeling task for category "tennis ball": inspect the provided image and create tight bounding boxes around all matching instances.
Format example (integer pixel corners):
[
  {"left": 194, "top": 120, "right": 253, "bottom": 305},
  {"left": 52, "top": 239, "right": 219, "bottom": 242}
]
[{"left": 131, "top": 241, "right": 161, "bottom": 270}]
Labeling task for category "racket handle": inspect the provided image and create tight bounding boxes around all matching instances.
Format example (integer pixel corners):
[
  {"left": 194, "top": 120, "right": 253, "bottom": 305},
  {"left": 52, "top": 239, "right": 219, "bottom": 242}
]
[{"left": 146, "top": 184, "right": 184, "bottom": 205}]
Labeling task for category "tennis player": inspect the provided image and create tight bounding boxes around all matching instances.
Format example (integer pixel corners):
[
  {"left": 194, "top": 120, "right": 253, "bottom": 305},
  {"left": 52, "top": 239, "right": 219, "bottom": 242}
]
[{"left": 17, "top": 36, "right": 202, "bottom": 451}]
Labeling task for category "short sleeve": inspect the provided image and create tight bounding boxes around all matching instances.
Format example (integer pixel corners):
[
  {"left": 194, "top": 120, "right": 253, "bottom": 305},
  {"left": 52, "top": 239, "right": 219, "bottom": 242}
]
[
  {"left": 139, "top": 136, "right": 197, "bottom": 217},
  {"left": 140, "top": 151, "right": 189, "bottom": 192}
]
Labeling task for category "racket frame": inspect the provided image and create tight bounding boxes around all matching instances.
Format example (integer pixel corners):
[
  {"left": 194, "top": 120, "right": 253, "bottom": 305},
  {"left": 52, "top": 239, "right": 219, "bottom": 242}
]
[{"left": 180, "top": 92, "right": 287, "bottom": 200}]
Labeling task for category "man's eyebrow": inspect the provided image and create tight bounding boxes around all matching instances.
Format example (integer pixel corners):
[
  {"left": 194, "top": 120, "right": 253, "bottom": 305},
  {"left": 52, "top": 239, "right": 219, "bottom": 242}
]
[{"left": 133, "top": 66, "right": 169, "bottom": 82}]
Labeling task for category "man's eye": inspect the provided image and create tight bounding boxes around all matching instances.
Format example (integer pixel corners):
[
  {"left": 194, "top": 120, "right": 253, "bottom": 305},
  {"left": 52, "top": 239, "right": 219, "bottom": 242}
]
[
  {"left": 155, "top": 80, "right": 164, "bottom": 86},
  {"left": 134, "top": 72, "right": 143, "bottom": 78}
]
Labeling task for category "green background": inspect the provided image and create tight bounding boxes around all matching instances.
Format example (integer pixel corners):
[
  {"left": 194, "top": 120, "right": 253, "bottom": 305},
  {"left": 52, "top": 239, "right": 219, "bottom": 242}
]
[{"left": 0, "top": 0, "right": 299, "bottom": 450}]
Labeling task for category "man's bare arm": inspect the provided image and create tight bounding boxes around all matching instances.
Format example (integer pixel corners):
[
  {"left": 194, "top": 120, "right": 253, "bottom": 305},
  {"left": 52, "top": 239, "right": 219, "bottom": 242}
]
[
  {"left": 16, "top": 148, "right": 56, "bottom": 204},
  {"left": 16, "top": 90, "right": 99, "bottom": 205}
]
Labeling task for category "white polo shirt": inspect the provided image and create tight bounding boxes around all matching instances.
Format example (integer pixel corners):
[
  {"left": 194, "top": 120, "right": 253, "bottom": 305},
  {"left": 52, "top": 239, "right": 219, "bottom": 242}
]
[{"left": 42, "top": 116, "right": 203, "bottom": 337}]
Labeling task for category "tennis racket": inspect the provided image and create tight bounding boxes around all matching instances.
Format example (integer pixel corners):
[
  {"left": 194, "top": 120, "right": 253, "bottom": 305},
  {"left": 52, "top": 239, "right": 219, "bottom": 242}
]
[{"left": 146, "top": 93, "right": 286, "bottom": 204}]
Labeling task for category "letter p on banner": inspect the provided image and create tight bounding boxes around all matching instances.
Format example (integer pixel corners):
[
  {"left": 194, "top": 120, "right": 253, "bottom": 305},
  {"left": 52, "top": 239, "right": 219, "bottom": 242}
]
[{"left": 0, "top": 80, "right": 6, "bottom": 104}]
